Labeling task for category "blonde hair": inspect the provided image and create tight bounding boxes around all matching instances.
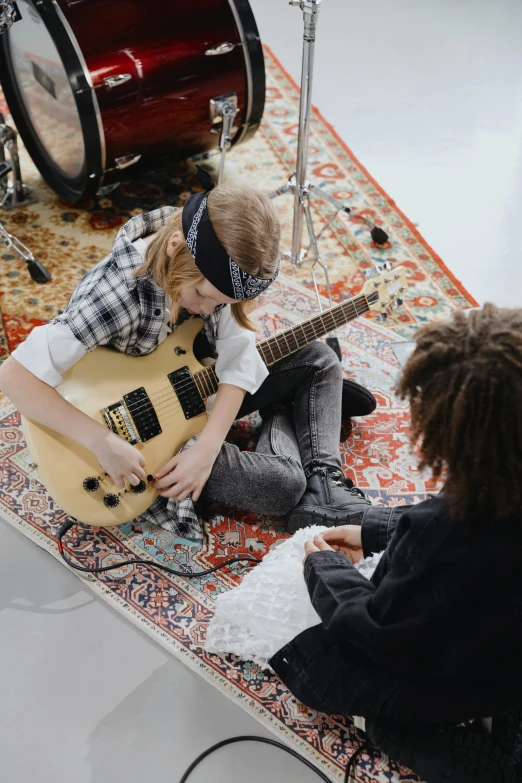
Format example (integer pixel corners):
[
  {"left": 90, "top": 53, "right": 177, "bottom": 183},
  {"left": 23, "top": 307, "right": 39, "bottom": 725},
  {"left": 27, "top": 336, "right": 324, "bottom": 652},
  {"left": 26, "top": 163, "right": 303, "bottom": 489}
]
[{"left": 134, "top": 182, "right": 281, "bottom": 330}]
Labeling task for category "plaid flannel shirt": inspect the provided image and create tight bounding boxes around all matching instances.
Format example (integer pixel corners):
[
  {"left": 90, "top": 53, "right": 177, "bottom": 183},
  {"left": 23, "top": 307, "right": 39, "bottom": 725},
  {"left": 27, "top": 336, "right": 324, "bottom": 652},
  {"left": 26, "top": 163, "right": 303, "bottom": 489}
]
[{"left": 51, "top": 206, "right": 223, "bottom": 540}]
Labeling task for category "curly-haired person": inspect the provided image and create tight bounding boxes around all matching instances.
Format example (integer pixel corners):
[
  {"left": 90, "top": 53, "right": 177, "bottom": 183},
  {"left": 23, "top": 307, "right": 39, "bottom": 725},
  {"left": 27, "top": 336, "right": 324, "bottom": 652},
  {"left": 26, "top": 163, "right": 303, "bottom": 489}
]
[{"left": 270, "top": 304, "right": 522, "bottom": 783}]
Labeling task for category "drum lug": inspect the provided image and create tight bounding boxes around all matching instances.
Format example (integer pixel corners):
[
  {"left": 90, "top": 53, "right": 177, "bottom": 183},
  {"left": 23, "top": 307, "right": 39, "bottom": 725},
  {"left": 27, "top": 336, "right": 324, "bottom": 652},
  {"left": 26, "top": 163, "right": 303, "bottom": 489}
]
[
  {"left": 205, "top": 42, "right": 236, "bottom": 56},
  {"left": 101, "top": 74, "right": 132, "bottom": 89},
  {"left": 115, "top": 154, "right": 141, "bottom": 170},
  {"left": 104, "top": 154, "right": 142, "bottom": 173},
  {"left": 76, "top": 74, "right": 132, "bottom": 96}
]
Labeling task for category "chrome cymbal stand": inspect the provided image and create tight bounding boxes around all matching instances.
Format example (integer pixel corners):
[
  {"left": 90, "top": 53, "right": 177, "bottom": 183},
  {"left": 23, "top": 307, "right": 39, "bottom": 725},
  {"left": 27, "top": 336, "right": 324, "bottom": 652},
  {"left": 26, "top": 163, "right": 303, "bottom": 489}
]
[
  {"left": 0, "top": 113, "right": 49, "bottom": 282},
  {"left": 269, "top": 0, "right": 388, "bottom": 313},
  {"left": 0, "top": 113, "right": 38, "bottom": 209},
  {"left": 0, "top": 1, "right": 18, "bottom": 33}
]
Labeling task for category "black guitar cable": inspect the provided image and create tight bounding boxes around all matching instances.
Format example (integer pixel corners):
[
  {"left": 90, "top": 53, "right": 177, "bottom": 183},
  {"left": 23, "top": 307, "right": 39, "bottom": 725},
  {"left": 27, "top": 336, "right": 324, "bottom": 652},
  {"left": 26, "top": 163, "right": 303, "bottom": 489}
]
[
  {"left": 57, "top": 520, "right": 373, "bottom": 780},
  {"left": 176, "top": 735, "right": 372, "bottom": 783},
  {"left": 56, "top": 518, "right": 261, "bottom": 577}
]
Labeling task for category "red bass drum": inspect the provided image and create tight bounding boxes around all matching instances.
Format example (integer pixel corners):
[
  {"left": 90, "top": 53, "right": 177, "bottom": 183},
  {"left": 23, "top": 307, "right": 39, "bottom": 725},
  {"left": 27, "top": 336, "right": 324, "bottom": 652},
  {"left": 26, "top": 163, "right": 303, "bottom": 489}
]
[{"left": 0, "top": 0, "right": 265, "bottom": 202}]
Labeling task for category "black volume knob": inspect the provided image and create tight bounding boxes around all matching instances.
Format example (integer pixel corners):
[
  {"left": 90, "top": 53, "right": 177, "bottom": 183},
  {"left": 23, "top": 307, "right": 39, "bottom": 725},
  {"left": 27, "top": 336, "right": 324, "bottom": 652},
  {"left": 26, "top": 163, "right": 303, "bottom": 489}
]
[
  {"left": 83, "top": 477, "right": 100, "bottom": 492},
  {"left": 130, "top": 480, "right": 147, "bottom": 494},
  {"left": 103, "top": 493, "right": 120, "bottom": 508}
]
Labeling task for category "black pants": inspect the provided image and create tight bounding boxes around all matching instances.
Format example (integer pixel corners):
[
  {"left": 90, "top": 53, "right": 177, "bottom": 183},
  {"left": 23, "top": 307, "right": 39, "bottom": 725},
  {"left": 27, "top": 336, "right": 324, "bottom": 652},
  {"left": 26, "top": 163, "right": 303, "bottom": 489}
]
[
  {"left": 364, "top": 716, "right": 518, "bottom": 783},
  {"left": 271, "top": 627, "right": 519, "bottom": 782}
]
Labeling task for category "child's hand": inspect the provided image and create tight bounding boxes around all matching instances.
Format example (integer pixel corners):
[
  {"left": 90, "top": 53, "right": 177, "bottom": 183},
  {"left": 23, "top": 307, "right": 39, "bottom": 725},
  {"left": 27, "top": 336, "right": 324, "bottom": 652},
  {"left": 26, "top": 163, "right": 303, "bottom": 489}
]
[
  {"left": 303, "top": 534, "right": 334, "bottom": 564},
  {"left": 319, "top": 525, "right": 364, "bottom": 564},
  {"left": 92, "top": 430, "right": 146, "bottom": 490},
  {"left": 152, "top": 440, "right": 217, "bottom": 502}
]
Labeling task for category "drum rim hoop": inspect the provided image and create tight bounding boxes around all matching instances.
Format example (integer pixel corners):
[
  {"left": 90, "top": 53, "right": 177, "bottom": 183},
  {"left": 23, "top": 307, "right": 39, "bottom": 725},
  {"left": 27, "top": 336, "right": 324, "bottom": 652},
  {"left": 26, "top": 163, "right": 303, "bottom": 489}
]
[{"left": 227, "top": 0, "right": 266, "bottom": 147}]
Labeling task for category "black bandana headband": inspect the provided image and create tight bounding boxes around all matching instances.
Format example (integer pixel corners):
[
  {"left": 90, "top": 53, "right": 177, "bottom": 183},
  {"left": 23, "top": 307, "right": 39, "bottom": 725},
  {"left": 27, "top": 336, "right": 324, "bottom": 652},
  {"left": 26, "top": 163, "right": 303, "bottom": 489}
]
[{"left": 181, "top": 166, "right": 279, "bottom": 301}]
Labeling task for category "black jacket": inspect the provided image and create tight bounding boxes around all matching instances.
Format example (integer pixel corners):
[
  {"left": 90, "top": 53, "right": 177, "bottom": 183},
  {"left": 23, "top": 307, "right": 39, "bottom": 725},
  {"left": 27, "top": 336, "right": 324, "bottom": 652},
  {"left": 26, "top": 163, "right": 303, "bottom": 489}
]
[{"left": 270, "top": 496, "right": 522, "bottom": 724}]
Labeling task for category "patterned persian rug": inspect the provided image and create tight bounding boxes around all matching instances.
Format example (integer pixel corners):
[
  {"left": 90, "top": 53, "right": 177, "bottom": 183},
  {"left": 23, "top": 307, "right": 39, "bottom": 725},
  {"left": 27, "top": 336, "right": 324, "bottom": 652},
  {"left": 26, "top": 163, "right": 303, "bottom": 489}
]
[{"left": 0, "top": 47, "right": 476, "bottom": 782}]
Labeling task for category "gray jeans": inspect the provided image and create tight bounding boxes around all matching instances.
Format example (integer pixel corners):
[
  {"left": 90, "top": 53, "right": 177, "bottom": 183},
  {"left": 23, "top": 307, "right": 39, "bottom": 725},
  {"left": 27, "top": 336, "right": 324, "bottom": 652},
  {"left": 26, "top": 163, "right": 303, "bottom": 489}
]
[{"left": 199, "top": 342, "right": 343, "bottom": 517}]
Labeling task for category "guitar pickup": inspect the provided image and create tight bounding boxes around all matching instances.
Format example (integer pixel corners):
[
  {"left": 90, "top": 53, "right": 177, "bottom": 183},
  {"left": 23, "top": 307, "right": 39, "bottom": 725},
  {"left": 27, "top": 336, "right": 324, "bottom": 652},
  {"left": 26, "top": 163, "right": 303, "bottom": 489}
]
[
  {"left": 103, "top": 387, "right": 162, "bottom": 444},
  {"left": 168, "top": 367, "right": 205, "bottom": 419}
]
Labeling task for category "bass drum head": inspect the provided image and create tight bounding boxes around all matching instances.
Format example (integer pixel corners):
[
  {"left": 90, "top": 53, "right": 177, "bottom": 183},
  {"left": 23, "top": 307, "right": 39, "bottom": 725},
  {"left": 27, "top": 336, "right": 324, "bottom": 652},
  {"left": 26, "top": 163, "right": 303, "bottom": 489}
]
[
  {"left": 0, "top": 0, "right": 265, "bottom": 203},
  {"left": 0, "top": 0, "right": 104, "bottom": 202}
]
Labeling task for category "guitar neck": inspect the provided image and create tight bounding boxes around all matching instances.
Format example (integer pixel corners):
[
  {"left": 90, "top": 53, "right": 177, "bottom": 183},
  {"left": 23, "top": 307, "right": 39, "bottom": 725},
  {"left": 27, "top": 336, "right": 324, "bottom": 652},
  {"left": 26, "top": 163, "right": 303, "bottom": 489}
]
[{"left": 193, "top": 292, "right": 370, "bottom": 400}]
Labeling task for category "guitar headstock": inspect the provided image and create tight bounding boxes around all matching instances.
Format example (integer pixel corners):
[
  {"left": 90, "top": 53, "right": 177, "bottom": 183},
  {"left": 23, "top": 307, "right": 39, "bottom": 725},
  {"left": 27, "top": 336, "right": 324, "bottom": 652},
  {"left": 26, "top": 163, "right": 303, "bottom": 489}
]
[{"left": 361, "top": 263, "right": 408, "bottom": 321}]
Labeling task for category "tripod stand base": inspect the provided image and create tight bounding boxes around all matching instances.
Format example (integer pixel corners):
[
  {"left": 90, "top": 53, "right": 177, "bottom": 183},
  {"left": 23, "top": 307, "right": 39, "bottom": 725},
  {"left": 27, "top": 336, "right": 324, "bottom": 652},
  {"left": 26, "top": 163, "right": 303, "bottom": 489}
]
[
  {"left": 1, "top": 185, "right": 38, "bottom": 209},
  {"left": 371, "top": 226, "right": 389, "bottom": 246}
]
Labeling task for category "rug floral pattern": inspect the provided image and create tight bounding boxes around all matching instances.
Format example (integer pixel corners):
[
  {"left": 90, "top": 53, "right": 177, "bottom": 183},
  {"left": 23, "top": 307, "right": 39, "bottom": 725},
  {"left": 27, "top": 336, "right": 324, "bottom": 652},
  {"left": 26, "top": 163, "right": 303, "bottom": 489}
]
[{"left": 0, "top": 46, "right": 476, "bottom": 782}]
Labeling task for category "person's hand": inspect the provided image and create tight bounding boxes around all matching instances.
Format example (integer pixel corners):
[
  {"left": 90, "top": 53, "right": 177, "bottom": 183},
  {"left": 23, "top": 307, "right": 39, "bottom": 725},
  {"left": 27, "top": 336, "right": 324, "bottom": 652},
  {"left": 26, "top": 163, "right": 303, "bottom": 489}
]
[
  {"left": 319, "top": 525, "right": 364, "bottom": 564},
  {"left": 91, "top": 430, "right": 146, "bottom": 490},
  {"left": 303, "top": 534, "right": 334, "bottom": 565},
  {"left": 152, "top": 440, "right": 217, "bottom": 502}
]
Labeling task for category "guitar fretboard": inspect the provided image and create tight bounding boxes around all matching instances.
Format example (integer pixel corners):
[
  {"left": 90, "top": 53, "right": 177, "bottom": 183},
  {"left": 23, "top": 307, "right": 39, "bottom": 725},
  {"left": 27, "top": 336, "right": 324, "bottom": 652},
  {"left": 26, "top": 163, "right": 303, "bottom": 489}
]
[{"left": 193, "top": 292, "right": 371, "bottom": 400}]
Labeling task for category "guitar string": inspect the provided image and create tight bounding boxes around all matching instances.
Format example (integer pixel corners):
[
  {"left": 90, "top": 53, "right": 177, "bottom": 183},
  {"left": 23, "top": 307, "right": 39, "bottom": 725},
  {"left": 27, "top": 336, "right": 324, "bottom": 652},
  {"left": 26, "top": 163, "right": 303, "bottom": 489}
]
[
  {"left": 124, "top": 298, "right": 369, "bottom": 421},
  {"left": 144, "top": 294, "right": 369, "bottom": 408},
  {"left": 142, "top": 300, "right": 366, "bottom": 404},
  {"left": 107, "top": 292, "right": 377, "bottom": 435},
  {"left": 119, "top": 309, "right": 369, "bottom": 427},
  {"left": 124, "top": 314, "right": 358, "bottom": 421},
  {"left": 125, "top": 298, "right": 369, "bottom": 422}
]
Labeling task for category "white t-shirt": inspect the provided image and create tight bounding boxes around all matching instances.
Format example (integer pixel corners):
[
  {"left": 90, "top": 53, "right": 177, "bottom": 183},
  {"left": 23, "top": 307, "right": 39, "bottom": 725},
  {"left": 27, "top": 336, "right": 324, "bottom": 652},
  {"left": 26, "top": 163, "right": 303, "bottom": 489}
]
[{"left": 12, "top": 238, "right": 268, "bottom": 403}]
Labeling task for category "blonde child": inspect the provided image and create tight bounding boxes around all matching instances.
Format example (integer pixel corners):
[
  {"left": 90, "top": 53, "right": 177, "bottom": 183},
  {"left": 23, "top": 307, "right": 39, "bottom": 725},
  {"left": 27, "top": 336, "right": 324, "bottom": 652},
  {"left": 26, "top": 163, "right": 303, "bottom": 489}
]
[{"left": 0, "top": 167, "right": 370, "bottom": 537}]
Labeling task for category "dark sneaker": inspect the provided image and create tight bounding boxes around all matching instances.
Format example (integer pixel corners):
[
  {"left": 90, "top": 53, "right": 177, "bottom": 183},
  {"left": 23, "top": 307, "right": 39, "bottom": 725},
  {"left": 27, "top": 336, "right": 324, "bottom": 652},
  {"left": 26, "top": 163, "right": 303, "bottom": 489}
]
[
  {"left": 342, "top": 378, "right": 377, "bottom": 419},
  {"left": 286, "top": 468, "right": 371, "bottom": 533}
]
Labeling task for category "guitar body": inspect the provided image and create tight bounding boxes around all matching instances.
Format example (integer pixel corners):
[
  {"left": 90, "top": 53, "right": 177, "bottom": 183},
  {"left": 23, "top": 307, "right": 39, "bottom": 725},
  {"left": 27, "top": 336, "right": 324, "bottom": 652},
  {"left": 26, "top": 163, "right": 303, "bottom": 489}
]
[
  {"left": 19, "top": 266, "right": 408, "bottom": 529},
  {"left": 21, "top": 318, "right": 208, "bottom": 527}
]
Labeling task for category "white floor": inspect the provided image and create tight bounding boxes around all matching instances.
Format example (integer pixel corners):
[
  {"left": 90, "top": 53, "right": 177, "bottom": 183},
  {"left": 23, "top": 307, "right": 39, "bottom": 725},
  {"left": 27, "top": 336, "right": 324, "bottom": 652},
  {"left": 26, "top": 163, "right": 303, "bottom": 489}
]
[
  {"left": 256, "top": 0, "right": 522, "bottom": 309},
  {"left": 2, "top": 3, "right": 522, "bottom": 782}
]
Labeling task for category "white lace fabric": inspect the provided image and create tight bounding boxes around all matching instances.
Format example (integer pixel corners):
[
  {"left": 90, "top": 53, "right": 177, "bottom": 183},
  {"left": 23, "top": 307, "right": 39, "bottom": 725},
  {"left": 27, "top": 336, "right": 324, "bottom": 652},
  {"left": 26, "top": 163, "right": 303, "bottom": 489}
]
[{"left": 205, "top": 526, "right": 383, "bottom": 669}]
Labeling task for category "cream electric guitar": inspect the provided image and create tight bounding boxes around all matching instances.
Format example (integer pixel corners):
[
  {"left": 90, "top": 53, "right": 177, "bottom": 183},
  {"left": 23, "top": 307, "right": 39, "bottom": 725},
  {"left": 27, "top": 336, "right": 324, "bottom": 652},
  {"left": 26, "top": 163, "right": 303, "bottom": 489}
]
[{"left": 21, "top": 267, "right": 407, "bottom": 527}]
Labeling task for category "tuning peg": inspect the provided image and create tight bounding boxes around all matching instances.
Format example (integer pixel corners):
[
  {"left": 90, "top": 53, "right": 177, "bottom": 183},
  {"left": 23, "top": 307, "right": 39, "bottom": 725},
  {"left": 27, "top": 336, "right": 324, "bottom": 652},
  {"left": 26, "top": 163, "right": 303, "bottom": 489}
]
[
  {"left": 396, "top": 298, "right": 403, "bottom": 307},
  {"left": 363, "top": 268, "right": 377, "bottom": 279},
  {"left": 377, "top": 312, "right": 388, "bottom": 322},
  {"left": 377, "top": 261, "right": 392, "bottom": 272}
]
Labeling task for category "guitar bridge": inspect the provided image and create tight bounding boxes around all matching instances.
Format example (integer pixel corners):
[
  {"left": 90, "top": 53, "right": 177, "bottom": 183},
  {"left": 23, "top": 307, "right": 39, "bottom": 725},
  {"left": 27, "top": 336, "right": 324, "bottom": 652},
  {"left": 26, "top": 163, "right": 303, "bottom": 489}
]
[
  {"left": 103, "top": 388, "right": 162, "bottom": 444},
  {"left": 103, "top": 401, "right": 140, "bottom": 444}
]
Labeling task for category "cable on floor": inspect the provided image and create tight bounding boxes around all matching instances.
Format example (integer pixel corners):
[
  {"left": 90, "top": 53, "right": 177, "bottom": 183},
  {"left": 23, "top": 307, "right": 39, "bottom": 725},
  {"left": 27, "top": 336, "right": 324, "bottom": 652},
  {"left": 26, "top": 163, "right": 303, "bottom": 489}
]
[
  {"left": 57, "top": 521, "right": 373, "bottom": 781},
  {"left": 177, "top": 735, "right": 372, "bottom": 783},
  {"left": 56, "top": 518, "right": 260, "bottom": 578}
]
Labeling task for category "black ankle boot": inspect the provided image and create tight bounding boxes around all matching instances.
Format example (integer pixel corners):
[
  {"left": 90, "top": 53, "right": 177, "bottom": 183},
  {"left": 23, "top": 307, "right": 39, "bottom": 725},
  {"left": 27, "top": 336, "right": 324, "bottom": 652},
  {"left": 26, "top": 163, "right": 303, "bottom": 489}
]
[
  {"left": 286, "top": 468, "right": 371, "bottom": 533},
  {"left": 342, "top": 379, "right": 377, "bottom": 419}
]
